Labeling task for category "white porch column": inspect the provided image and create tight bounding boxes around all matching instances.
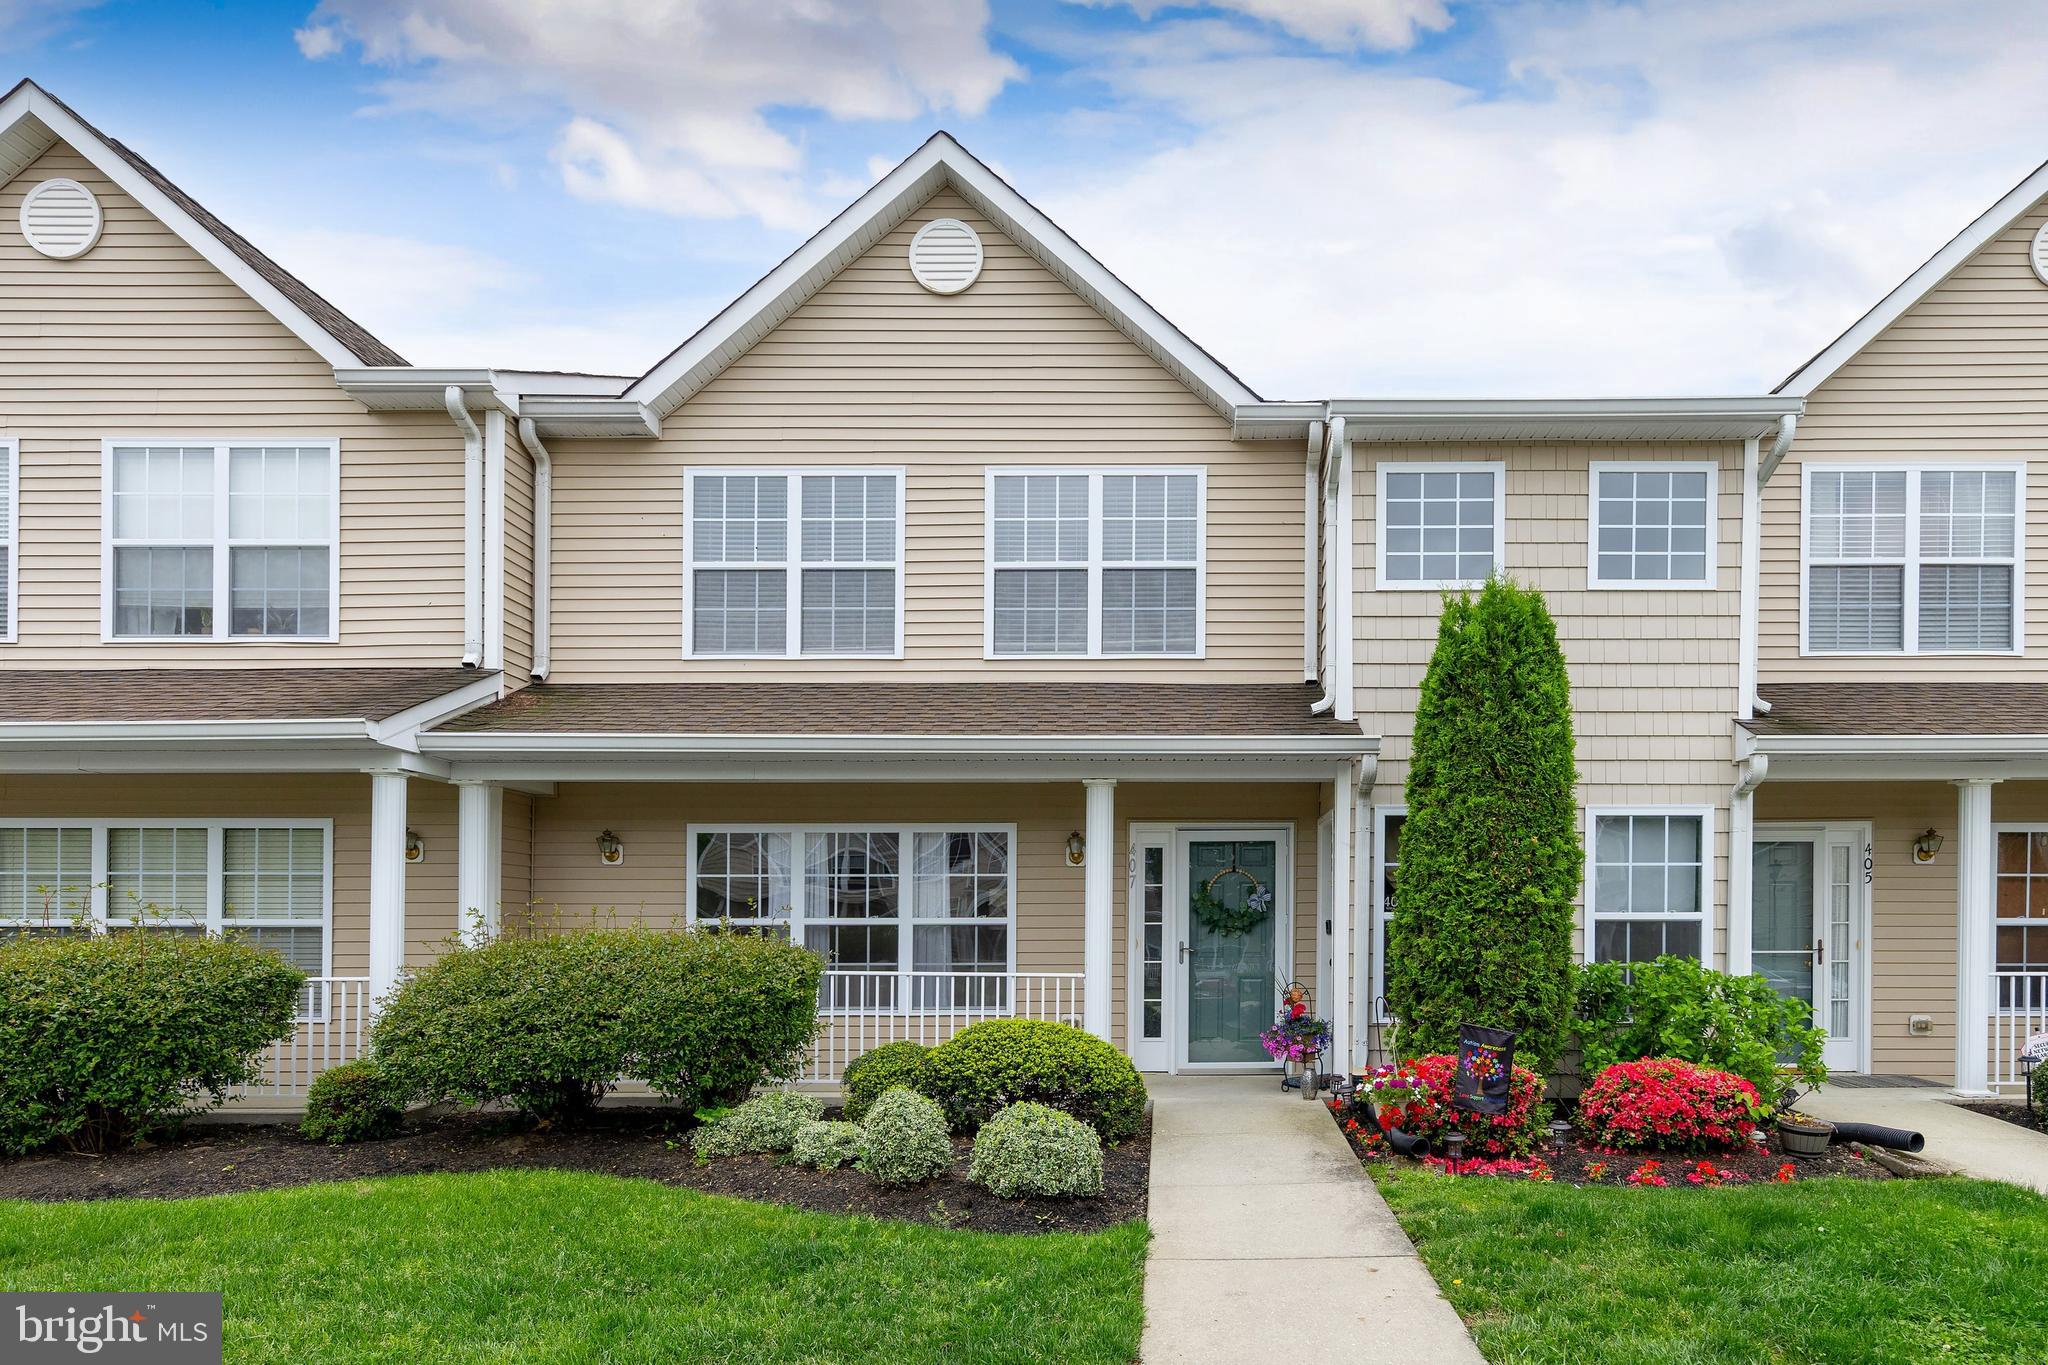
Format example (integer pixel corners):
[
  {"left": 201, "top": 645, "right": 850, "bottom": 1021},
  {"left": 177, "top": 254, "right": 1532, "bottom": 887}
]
[
  {"left": 1082, "top": 778, "right": 1116, "bottom": 1041},
  {"left": 367, "top": 770, "right": 409, "bottom": 1009},
  {"left": 457, "top": 780, "right": 503, "bottom": 945},
  {"left": 1328, "top": 766, "right": 1354, "bottom": 1072},
  {"left": 1955, "top": 778, "right": 1998, "bottom": 1096}
]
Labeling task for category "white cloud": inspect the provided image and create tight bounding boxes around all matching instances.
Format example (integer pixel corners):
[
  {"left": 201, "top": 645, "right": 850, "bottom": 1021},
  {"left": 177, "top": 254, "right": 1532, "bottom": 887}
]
[
  {"left": 295, "top": 0, "right": 1022, "bottom": 230},
  {"left": 254, "top": 224, "right": 526, "bottom": 346},
  {"left": 0, "top": 0, "right": 100, "bottom": 50},
  {"left": 1072, "top": 0, "right": 1453, "bottom": 52}
]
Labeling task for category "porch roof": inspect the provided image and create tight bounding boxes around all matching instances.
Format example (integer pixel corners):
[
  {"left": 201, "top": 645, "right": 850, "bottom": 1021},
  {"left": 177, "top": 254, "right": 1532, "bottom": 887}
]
[
  {"left": 0, "top": 667, "right": 490, "bottom": 726},
  {"left": 1746, "top": 683, "right": 2048, "bottom": 738}
]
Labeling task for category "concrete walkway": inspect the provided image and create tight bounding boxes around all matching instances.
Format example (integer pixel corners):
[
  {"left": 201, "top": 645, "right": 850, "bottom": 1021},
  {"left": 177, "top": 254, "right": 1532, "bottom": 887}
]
[
  {"left": 1141, "top": 1074, "right": 1483, "bottom": 1364},
  {"left": 1796, "top": 1084, "right": 2048, "bottom": 1194}
]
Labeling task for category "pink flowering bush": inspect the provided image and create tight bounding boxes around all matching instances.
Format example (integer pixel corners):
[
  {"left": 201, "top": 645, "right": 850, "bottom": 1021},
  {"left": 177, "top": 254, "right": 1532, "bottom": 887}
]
[
  {"left": 1576, "top": 1058, "right": 1763, "bottom": 1154},
  {"left": 1361, "top": 1053, "right": 1550, "bottom": 1158}
]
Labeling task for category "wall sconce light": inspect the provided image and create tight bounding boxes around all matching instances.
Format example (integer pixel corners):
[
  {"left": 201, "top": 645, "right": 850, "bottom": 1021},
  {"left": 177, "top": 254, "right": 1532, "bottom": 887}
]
[
  {"left": 404, "top": 829, "right": 425, "bottom": 864},
  {"left": 1064, "top": 830, "right": 1086, "bottom": 867},
  {"left": 1912, "top": 829, "right": 1944, "bottom": 865},
  {"left": 597, "top": 829, "right": 625, "bottom": 866}
]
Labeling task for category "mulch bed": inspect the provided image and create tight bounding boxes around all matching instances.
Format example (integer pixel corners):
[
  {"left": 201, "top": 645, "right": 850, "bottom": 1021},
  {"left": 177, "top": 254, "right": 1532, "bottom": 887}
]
[
  {"left": 1956, "top": 1099, "right": 2046, "bottom": 1135},
  {"left": 0, "top": 1106, "right": 1149, "bottom": 1235},
  {"left": 1325, "top": 1100, "right": 1889, "bottom": 1186}
]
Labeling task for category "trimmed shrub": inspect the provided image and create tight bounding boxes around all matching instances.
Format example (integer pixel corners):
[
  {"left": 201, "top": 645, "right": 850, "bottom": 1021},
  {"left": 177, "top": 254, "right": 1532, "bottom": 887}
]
[
  {"left": 1388, "top": 577, "right": 1580, "bottom": 1072},
  {"left": 0, "top": 931, "right": 303, "bottom": 1155},
  {"left": 2033, "top": 1057, "right": 2048, "bottom": 1114},
  {"left": 969, "top": 1101, "right": 1104, "bottom": 1198},
  {"left": 792, "top": 1119, "right": 864, "bottom": 1171},
  {"left": 1359, "top": 1053, "right": 1550, "bottom": 1158},
  {"left": 371, "top": 928, "right": 822, "bottom": 1123},
  {"left": 842, "top": 1041, "right": 931, "bottom": 1122},
  {"left": 858, "top": 1087, "right": 953, "bottom": 1186},
  {"left": 300, "top": 1059, "right": 404, "bottom": 1144},
  {"left": 691, "top": 1091, "right": 823, "bottom": 1157},
  {"left": 1573, "top": 956, "right": 1827, "bottom": 1100},
  {"left": 921, "top": 1019, "right": 1146, "bottom": 1141},
  {"left": 1576, "top": 1058, "right": 1764, "bottom": 1154}
]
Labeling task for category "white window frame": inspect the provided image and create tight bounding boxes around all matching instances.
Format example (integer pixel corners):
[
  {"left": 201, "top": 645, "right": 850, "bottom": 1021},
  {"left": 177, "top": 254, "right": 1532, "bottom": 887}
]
[
  {"left": 1369, "top": 804, "right": 1406, "bottom": 1024},
  {"left": 1584, "top": 806, "right": 1716, "bottom": 968},
  {"left": 1799, "top": 461, "right": 2026, "bottom": 657},
  {"left": 981, "top": 466, "right": 1208, "bottom": 659},
  {"left": 1586, "top": 459, "right": 1717, "bottom": 590},
  {"left": 1990, "top": 823, "right": 2048, "bottom": 1013},
  {"left": 99, "top": 437, "right": 341, "bottom": 644},
  {"left": 681, "top": 467, "right": 907, "bottom": 659},
  {"left": 0, "top": 436, "right": 16, "bottom": 643},
  {"left": 1374, "top": 460, "right": 1507, "bottom": 591},
  {"left": 685, "top": 822, "right": 1018, "bottom": 1014}
]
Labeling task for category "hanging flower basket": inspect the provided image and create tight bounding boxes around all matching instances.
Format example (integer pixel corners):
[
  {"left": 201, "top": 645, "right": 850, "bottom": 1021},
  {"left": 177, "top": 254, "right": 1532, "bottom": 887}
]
[{"left": 1190, "top": 864, "right": 1273, "bottom": 937}]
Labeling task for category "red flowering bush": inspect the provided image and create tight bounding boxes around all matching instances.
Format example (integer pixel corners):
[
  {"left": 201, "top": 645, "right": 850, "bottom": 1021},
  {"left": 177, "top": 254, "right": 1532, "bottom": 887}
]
[
  {"left": 1362, "top": 1053, "right": 1549, "bottom": 1157},
  {"left": 1576, "top": 1058, "right": 1763, "bottom": 1154}
]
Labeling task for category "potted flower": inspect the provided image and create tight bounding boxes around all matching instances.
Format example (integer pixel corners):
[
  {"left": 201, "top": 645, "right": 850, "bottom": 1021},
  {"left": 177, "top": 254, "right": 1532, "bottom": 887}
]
[
  {"left": 1260, "top": 1000, "right": 1331, "bottom": 1099},
  {"left": 1776, "top": 1108, "right": 1835, "bottom": 1157}
]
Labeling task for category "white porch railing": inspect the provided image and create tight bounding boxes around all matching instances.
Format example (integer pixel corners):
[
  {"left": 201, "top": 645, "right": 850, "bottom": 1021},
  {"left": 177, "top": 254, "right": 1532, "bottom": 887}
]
[
  {"left": 1993, "top": 971, "right": 2048, "bottom": 1094},
  {"left": 237, "top": 976, "right": 374, "bottom": 1098},
  {"left": 802, "top": 970, "right": 1085, "bottom": 1083}
]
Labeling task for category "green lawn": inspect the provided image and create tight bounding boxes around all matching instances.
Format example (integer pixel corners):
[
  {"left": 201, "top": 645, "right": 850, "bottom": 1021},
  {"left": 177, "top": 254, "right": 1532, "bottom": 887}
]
[
  {"left": 1375, "top": 1167, "right": 2048, "bottom": 1365},
  {"left": 0, "top": 1170, "right": 1148, "bottom": 1364}
]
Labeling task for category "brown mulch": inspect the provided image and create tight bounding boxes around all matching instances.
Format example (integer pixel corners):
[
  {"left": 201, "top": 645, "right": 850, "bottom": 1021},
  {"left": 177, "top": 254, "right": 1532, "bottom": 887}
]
[
  {"left": 1325, "top": 1100, "right": 1890, "bottom": 1186},
  {"left": 0, "top": 1106, "right": 1150, "bottom": 1235},
  {"left": 1957, "top": 1099, "right": 2046, "bottom": 1135}
]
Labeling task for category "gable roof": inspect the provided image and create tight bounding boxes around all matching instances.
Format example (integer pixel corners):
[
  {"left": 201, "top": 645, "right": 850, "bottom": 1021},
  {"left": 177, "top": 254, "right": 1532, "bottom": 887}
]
[
  {"left": 0, "top": 79, "right": 406, "bottom": 368},
  {"left": 623, "top": 132, "right": 1262, "bottom": 421},
  {"left": 1776, "top": 156, "right": 2048, "bottom": 397}
]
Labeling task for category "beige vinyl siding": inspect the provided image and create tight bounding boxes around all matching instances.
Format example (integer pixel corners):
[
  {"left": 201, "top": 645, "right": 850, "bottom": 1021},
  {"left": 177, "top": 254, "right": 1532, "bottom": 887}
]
[
  {"left": 0, "top": 142, "right": 467, "bottom": 665},
  {"left": 544, "top": 189, "right": 1302, "bottom": 682},
  {"left": 1761, "top": 192, "right": 2048, "bottom": 677},
  {"left": 500, "top": 788, "right": 533, "bottom": 928},
  {"left": 502, "top": 422, "right": 536, "bottom": 681}
]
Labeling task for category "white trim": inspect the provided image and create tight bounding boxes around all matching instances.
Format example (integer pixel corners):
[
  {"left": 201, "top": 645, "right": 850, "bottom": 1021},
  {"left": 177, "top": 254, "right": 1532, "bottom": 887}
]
[
  {"left": 1583, "top": 805, "right": 1718, "bottom": 967},
  {"left": 682, "top": 466, "right": 907, "bottom": 660},
  {"left": 1737, "top": 437, "right": 1761, "bottom": 719},
  {"left": 1368, "top": 804, "right": 1406, "bottom": 1023},
  {"left": 99, "top": 436, "right": 341, "bottom": 644},
  {"left": 421, "top": 731, "right": 1370, "bottom": 760},
  {"left": 482, "top": 409, "right": 507, "bottom": 677},
  {"left": 1798, "top": 461, "right": 2026, "bottom": 657},
  {"left": 1586, "top": 459, "right": 1718, "bottom": 590},
  {"left": 1752, "top": 820, "right": 1873, "bottom": 1075},
  {"left": 1299, "top": 396, "right": 1802, "bottom": 443},
  {"left": 0, "top": 436, "right": 16, "bottom": 644},
  {"left": 981, "top": 466, "right": 1208, "bottom": 659},
  {"left": 1374, "top": 460, "right": 1506, "bottom": 591},
  {"left": 1126, "top": 822, "right": 1174, "bottom": 1072}
]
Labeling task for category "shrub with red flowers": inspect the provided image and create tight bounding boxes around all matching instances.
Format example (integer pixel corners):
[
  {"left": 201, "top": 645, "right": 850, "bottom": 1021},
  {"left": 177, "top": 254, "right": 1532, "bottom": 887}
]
[
  {"left": 1576, "top": 1058, "right": 1763, "bottom": 1154},
  {"left": 1361, "top": 1053, "right": 1549, "bottom": 1157}
]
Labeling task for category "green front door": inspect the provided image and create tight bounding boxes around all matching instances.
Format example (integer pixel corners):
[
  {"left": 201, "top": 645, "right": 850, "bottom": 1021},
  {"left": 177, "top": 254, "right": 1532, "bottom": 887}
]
[{"left": 1184, "top": 836, "right": 1282, "bottom": 1065}]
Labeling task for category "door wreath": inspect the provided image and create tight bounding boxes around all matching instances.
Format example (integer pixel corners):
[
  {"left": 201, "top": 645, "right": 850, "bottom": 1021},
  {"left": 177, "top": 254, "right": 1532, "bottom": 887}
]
[{"left": 1190, "top": 862, "right": 1273, "bottom": 938}]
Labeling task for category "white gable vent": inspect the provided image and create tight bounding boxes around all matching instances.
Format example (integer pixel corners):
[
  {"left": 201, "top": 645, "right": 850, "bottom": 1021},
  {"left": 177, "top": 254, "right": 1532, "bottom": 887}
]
[
  {"left": 908, "top": 217, "right": 983, "bottom": 295},
  {"left": 2032, "top": 221, "right": 2048, "bottom": 287},
  {"left": 19, "top": 178, "right": 103, "bottom": 260}
]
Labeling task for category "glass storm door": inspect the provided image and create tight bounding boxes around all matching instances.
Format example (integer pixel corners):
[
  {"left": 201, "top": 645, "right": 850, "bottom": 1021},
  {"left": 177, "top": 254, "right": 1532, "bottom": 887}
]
[
  {"left": 1753, "top": 829, "right": 1862, "bottom": 1072},
  {"left": 1181, "top": 834, "right": 1284, "bottom": 1067}
]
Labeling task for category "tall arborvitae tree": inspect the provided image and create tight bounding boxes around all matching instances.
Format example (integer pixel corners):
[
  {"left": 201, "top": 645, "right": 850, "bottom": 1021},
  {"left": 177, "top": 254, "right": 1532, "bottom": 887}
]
[{"left": 1386, "top": 576, "right": 1581, "bottom": 1072}]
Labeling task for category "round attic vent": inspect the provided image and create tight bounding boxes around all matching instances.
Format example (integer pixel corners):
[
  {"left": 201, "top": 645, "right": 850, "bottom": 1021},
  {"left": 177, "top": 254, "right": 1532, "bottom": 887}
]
[
  {"left": 19, "top": 178, "right": 102, "bottom": 259},
  {"left": 908, "top": 217, "right": 983, "bottom": 295},
  {"left": 2032, "top": 221, "right": 2048, "bottom": 287}
]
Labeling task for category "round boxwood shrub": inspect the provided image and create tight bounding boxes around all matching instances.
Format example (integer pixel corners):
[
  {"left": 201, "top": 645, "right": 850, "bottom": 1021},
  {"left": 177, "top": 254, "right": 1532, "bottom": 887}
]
[
  {"left": 792, "top": 1118, "right": 864, "bottom": 1171},
  {"left": 0, "top": 931, "right": 304, "bottom": 1155},
  {"left": 1359, "top": 1053, "right": 1550, "bottom": 1158},
  {"left": 968, "top": 1101, "right": 1104, "bottom": 1198},
  {"left": 371, "top": 927, "right": 822, "bottom": 1123},
  {"left": 691, "top": 1091, "right": 823, "bottom": 1157},
  {"left": 842, "top": 1040, "right": 930, "bottom": 1121},
  {"left": 921, "top": 1020, "right": 1146, "bottom": 1141},
  {"left": 1576, "top": 1058, "right": 1764, "bottom": 1154},
  {"left": 299, "top": 1058, "right": 403, "bottom": 1144},
  {"left": 858, "top": 1087, "right": 953, "bottom": 1186}
]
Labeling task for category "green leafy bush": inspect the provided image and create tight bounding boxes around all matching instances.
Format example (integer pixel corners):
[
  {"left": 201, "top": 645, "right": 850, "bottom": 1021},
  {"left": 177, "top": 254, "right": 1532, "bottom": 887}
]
[
  {"left": 299, "top": 1059, "right": 403, "bottom": 1144},
  {"left": 1572, "top": 956, "right": 1826, "bottom": 1100},
  {"left": 921, "top": 1020, "right": 1146, "bottom": 1140},
  {"left": 371, "top": 928, "right": 822, "bottom": 1123},
  {"left": 691, "top": 1091, "right": 823, "bottom": 1157},
  {"left": 858, "top": 1087, "right": 953, "bottom": 1186},
  {"left": 842, "top": 1041, "right": 930, "bottom": 1121},
  {"left": 0, "top": 931, "right": 303, "bottom": 1155},
  {"left": 1387, "top": 577, "right": 1581, "bottom": 1072},
  {"left": 2032, "top": 1057, "right": 2048, "bottom": 1113},
  {"left": 792, "top": 1118, "right": 864, "bottom": 1171},
  {"left": 968, "top": 1101, "right": 1104, "bottom": 1198}
]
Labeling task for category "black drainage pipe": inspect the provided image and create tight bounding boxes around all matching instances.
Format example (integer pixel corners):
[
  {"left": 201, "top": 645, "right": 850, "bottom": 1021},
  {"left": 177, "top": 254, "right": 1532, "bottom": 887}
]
[
  {"left": 1383, "top": 1127, "right": 1428, "bottom": 1157},
  {"left": 1828, "top": 1121, "right": 1925, "bottom": 1154}
]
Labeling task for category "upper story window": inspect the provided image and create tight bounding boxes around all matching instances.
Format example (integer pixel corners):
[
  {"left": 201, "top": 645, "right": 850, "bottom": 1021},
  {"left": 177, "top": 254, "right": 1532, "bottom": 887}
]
[
  {"left": 102, "top": 440, "right": 337, "bottom": 641},
  {"left": 1803, "top": 464, "right": 2022, "bottom": 654},
  {"left": 1376, "top": 463, "right": 1503, "bottom": 589},
  {"left": 0, "top": 437, "right": 15, "bottom": 642},
  {"left": 984, "top": 468, "right": 1205, "bottom": 657},
  {"left": 1589, "top": 462, "right": 1714, "bottom": 588},
  {"left": 684, "top": 469, "right": 904, "bottom": 658}
]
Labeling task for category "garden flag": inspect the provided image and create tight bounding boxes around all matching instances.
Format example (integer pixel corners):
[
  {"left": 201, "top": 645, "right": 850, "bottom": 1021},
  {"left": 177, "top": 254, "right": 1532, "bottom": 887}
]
[{"left": 1452, "top": 1024, "right": 1516, "bottom": 1115}]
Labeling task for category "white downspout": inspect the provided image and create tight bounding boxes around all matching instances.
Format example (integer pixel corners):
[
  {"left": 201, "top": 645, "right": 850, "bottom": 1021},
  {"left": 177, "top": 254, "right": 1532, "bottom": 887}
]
[
  {"left": 1737, "top": 436, "right": 1761, "bottom": 721},
  {"left": 1303, "top": 419, "right": 1323, "bottom": 684},
  {"left": 445, "top": 385, "right": 484, "bottom": 668},
  {"left": 517, "top": 417, "right": 554, "bottom": 682}
]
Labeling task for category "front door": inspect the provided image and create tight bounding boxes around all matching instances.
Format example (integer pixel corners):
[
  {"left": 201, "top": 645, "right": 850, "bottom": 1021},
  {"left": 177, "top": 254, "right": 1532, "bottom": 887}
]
[{"left": 1752, "top": 826, "right": 1865, "bottom": 1073}]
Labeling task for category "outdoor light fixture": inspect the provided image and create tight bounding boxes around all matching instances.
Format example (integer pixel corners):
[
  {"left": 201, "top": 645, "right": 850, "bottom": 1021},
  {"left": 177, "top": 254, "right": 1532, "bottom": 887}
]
[
  {"left": 404, "top": 829, "right": 424, "bottom": 864},
  {"left": 1443, "top": 1131, "right": 1465, "bottom": 1175},
  {"left": 1064, "top": 830, "right": 1086, "bottom": 867},
  {"left": 1912, "top": 829, "right": 1944, "bottom": 865},
  {"left": 1549, "top": 1120, "right": 1571, "bottom": 1155},
  {"left": 597, "top": 830, "right": 625, "bottom": 866}
]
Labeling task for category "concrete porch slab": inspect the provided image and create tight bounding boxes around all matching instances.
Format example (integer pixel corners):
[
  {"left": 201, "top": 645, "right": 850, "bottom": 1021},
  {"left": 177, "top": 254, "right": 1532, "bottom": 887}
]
[{"left": 1796, "top": 1084, "right": 2048, "bottom": 1194}]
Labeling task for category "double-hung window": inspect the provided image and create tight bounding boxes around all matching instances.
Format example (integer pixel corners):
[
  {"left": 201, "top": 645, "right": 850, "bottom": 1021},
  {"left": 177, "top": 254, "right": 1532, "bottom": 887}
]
[
  {"left": 1588, "top": 810, "right": 1711, "bottom": 967},
  {"left": 690, "top": 825, "right": 1015, "bottom": 1011},
  {"left": 103, "top": 440, "right": 337, "bottom": 640},
  {"left": 985, "top": 468, "right": 1204, "bottom": 656},
  {"left": 1377, "top": 463, "right": 1504, "bottom": 589},
  {"left": 0, "top": 437, "right": 16, "bottom": 642},
  {"left": 1993, "top": 828, "right": 2048, "bottom": 1011},
  {"left": 1588, "top": 462, "right": 1714, "bottom": 588},
  {"left": 685, "top": 469, "right": 904, "bottom": 657},
  {"left": 1804, "top": 464, "right": 2022, "bottom": 653}
]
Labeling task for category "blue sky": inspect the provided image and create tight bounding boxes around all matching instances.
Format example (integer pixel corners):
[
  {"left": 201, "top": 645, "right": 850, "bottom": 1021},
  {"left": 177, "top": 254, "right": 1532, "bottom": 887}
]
[{"left": 8, "top": 1, "right": 2048, "bottom": 396}]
